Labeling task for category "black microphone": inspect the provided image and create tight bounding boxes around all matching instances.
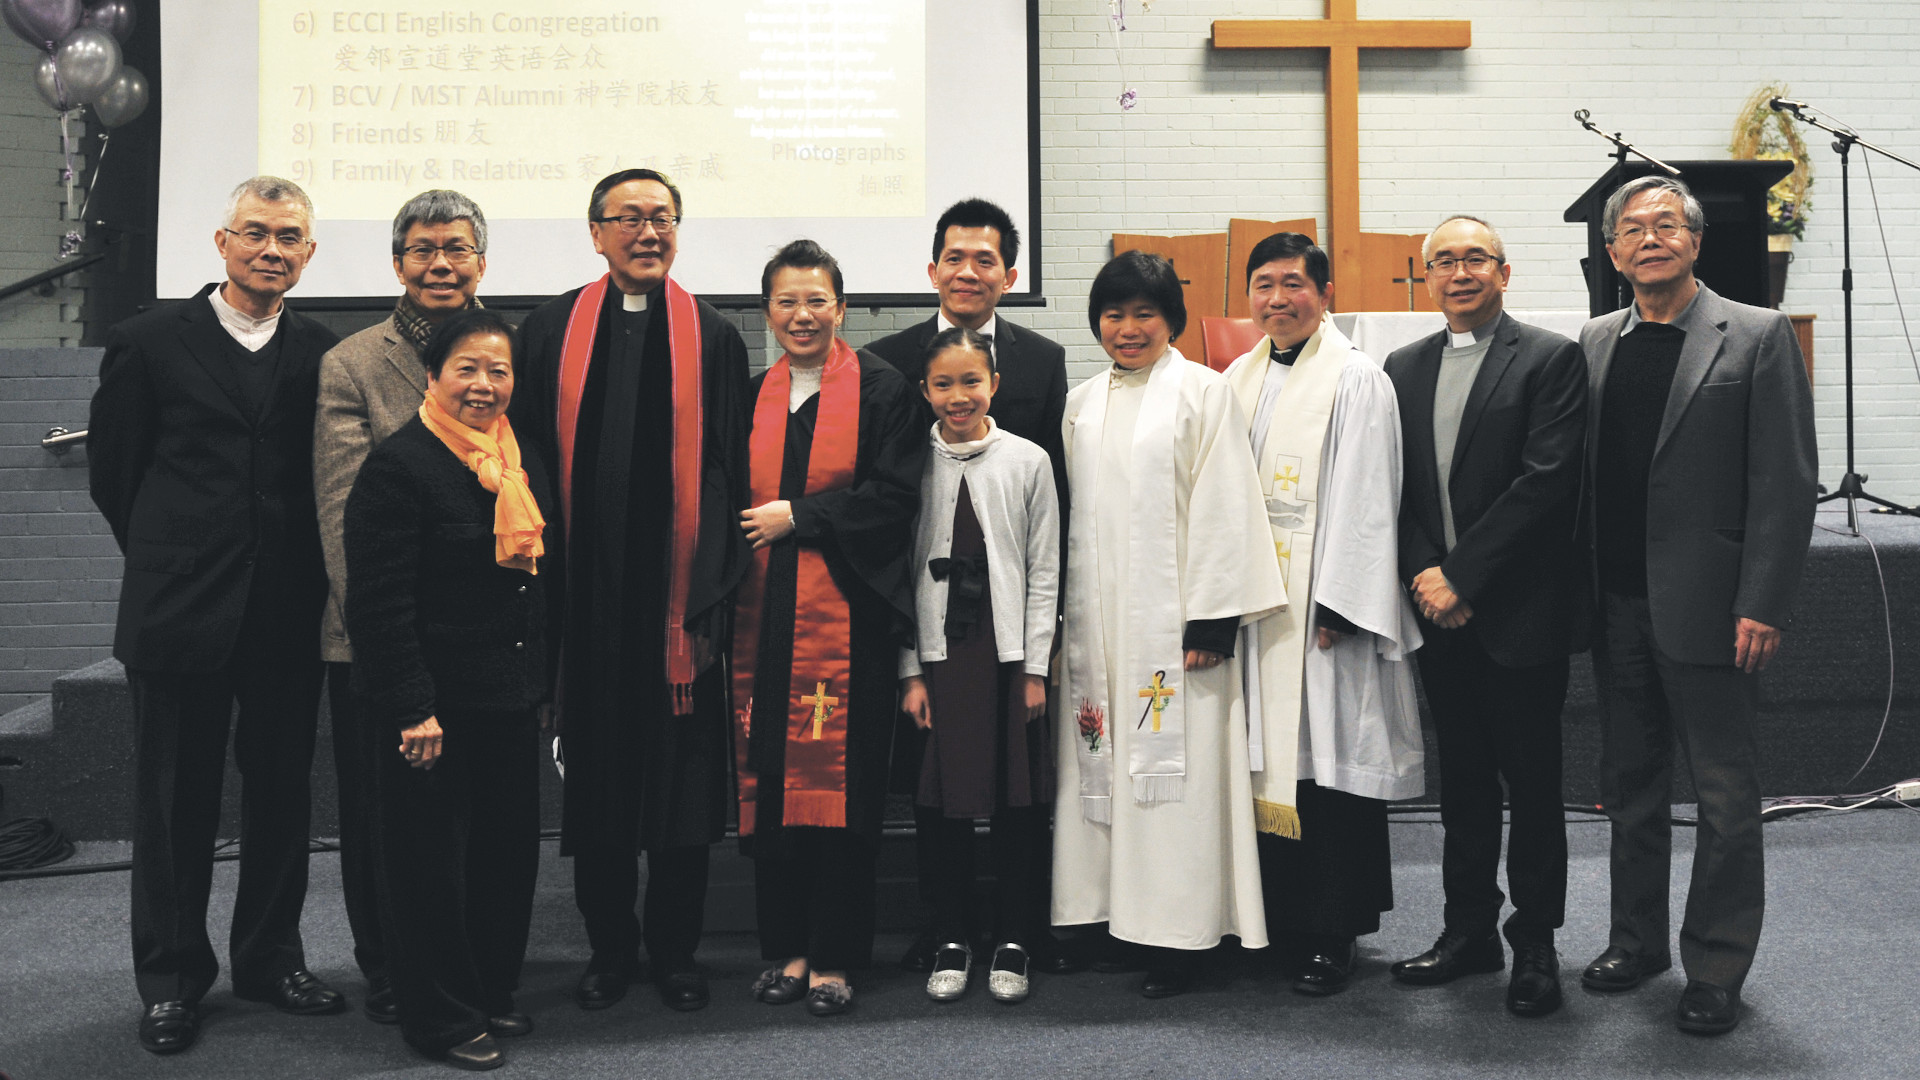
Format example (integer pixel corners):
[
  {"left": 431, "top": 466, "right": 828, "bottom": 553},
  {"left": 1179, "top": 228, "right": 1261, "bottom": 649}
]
[{"left": 1769, "top": 96, "right": 1808, "bottom": 113}]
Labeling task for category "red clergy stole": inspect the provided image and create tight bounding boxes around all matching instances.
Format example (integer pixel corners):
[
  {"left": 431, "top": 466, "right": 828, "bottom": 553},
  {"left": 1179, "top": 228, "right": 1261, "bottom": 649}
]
[
  {"left": 731, "top": 339, "right": 862, "bottom": 835},
  {"left": 554, "top": 274, "right": 706, "bottom": 715}
]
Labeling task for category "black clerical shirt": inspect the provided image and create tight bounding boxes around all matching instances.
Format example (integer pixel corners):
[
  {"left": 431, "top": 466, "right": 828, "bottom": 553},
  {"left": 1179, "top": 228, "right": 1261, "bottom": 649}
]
[{"left": 1596, "top": 321, "right": 1685, "bottom": 597}]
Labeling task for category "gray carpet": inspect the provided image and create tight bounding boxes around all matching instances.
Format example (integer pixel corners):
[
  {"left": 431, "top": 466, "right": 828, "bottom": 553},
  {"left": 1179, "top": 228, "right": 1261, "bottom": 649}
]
[{"left": 2, "top": 808, "right": 1915, "bottom": 1079}]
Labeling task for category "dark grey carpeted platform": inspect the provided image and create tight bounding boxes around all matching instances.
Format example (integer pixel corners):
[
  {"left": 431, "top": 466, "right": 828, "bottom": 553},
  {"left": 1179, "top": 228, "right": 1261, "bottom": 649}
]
[{"left": 3, "top": 808, "right": 1915, "bottom": 1079}]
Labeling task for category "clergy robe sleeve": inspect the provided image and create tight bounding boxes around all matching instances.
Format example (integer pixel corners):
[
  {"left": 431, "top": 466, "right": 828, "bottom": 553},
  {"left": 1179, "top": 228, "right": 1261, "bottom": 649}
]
[
  {"left": 1439, "top": 337, "right": 1587, "bottom": 606},
  {"left": 1312, "top": 362, "right": 1420, "bottom": 659},
  {"left": 1182, "top": 617, "right": 1238, "bottom": 657},
  {"left": 342, "top": 448, "right": 436, "bottom": 730},
  {"left": 788, "top": 354, "right": 926, "bottom": 625},
  {"left": 1178, "top": 375, "right": 1287, "bottom": 626},
  {"left": 87, "top": 325, "right": 158, "bottom": 552}
]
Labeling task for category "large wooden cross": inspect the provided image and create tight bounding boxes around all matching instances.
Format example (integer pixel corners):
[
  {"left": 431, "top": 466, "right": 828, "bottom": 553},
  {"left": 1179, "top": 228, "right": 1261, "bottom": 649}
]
[{"left": 1212, "top": 2, "right": 1470, "bottom": 305}]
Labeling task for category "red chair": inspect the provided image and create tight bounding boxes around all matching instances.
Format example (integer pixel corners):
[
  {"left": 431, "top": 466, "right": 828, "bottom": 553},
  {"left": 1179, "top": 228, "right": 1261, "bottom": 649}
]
[{"left": 1198, "top": 317, "right": 1266, "bottom": 372}]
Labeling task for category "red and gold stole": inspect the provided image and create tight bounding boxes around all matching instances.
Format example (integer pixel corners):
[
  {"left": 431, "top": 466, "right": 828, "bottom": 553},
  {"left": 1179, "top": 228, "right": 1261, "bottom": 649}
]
[
  {"left": 731, "top": 339, "right": 862, "bottom": 835},
  {"left": 554, "top": 274, "right": 706, "bottom": 715}
]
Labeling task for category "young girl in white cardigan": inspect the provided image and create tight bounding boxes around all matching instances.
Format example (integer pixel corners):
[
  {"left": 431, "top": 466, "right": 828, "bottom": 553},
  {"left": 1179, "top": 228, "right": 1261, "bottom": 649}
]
[{"left": 899, "top": 327, "right": 1060, "bottom": 1004}]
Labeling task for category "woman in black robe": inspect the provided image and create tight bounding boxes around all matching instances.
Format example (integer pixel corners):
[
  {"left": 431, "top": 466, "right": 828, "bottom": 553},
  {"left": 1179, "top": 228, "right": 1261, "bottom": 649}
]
[{"left": 735, "top": 240, "right": 924, "bottom": 1016}]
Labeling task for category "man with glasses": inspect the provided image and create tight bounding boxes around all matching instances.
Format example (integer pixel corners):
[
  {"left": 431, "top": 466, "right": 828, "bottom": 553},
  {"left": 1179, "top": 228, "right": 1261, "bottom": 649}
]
[
  {"left": 312, "top": 189, "right": 490, "bottom": 1025},
  {"left": 90, "top": 176, "right": 343, "bottom": 1054},
  {"left": 1576, "top": 175, "right": 1815, "bottom": 1035},
  {"left": 511, "top": 169, "right": 752, "bottom": 1015},
  {"left": 1382, "top": 216, "right": 1588, "bottom": 1017}
]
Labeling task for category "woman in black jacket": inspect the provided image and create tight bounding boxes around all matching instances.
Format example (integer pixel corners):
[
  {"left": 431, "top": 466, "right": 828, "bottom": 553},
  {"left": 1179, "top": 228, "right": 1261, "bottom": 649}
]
[{"left": 345, "top": 309, "right": 556, "bottom": 1071}]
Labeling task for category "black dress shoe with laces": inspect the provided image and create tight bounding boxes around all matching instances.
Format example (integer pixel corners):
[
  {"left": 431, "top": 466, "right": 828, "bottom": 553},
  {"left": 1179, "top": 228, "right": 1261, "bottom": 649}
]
[
  {"left": 444, "top": 1032, "right": 504, "bottom": 1071},
  {"left": 654, "top": 970, "right": 710, "bottom": 1012},
  {"left": 1580, "top": 945, "right": 1671, "bottom": 992},
  {"left": 138, "top": 1001, "right": 199, "bottom": 1055},
  {"left": 1506, "top": 943, "right": 1562, "bottom": 1018},
  {"left": 1390, "top": 929, "right": 1505, "bottom": 985},
  {"left": 575, "top": 955, "right": 639, "bottom": 1010},
  {"left": 1292, "top": 938, "right": 1357, "bottom": 997},
  {"left": 363, "top": 975, "right": 398, "bottom": 1024},
  {"left": 1676, "top": 981, "right": 1740, "bottom": 1035},
  {"left": 236, "top": 970, "right": 346, "bottom": 1015}
]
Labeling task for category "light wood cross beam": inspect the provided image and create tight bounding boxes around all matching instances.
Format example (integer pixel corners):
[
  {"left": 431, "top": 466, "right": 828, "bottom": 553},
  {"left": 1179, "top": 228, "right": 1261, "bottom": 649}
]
[
  {"left": 800, "top": 681, "right": 839, "bottom": 740},
  {"left": 1212, "top": 2, "right": 1470, "bottom": 308}
]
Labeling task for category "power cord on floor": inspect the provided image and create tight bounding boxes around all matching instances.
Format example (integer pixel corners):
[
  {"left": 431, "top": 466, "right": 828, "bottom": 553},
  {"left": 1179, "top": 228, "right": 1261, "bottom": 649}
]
[{"left": 0, "top": 785, "right": 75, "bottom": 873}]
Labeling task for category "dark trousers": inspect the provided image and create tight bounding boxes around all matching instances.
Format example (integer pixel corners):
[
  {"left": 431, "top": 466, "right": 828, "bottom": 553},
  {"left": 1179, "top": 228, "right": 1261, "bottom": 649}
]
[
  {"left": 1416, "top": 628, "right": 1570, "bottom": 947},
  {"left": 1592, "top": 591, "right": 1764, "bottom": 992},
  {"left": 573, "top": 844, "right": 710, "bottom": 973},
  {"left": 754, "top": 829, "right": 878, "bottom": 971},
  {"left": 1258, "top": 780, "right": 1392, "bottom": 944},
  {"left": 923, "top": 806, "right": 1044, "bottom": 947},
  {"left": 374, "top": 709, "right": 540, "bottom": 1055},
  {"left": 127, "top": 636, "right": 324, "bottom": 1005},
  {"left": 326, "top": 662, "right": 387, "bottom": 984}
]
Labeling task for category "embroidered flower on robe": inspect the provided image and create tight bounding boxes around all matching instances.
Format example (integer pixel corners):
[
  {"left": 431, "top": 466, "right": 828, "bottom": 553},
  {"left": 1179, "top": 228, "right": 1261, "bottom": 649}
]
[{"left": 1077, "top": 701, "right": 1106, "bottom": 754}]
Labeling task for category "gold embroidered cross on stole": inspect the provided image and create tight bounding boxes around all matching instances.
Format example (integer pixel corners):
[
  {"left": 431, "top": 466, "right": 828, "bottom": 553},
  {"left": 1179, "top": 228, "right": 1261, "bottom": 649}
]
[
  {"left": 1137, "top": 670, "right": 1177, "bottom": 732},
  {"left": 799, "top": 681, "right": 839, "bottom": 740}
]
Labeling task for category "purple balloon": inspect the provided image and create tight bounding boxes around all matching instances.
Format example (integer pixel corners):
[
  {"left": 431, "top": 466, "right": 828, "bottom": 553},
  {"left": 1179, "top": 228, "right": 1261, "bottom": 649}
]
[
  {"left": 79, "top": 0, "right": 130, "bottom": 43},
  {"left": 2, "top": 0, "right": 82, "bottom": 50}
]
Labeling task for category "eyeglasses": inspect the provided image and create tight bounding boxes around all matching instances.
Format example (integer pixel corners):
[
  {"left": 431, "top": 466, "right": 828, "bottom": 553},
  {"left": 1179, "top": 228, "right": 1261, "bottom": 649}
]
[
  {"left": 1425, "top": 253, "right": 1501, "bottom": 275},
  {"left": 224, "top": 228, "right": 312, "bottom": 253},
  {"left": 399, "top": 243, "right": 481, "bottom": 265},
  {"left": 768, "top": 296, "right": 840, "bottom": 315},
  {"left": 592, "top": 214, "right": 679, "bottom": 235},
  {"left": 1613, "top": 221, "right": 1694, "bottom": 245}
]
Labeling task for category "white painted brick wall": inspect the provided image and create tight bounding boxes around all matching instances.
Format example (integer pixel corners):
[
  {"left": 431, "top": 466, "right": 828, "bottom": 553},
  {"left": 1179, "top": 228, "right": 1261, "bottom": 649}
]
[
  {"left": 0, "top": 42, "right": 86, "bottom": 346},
  {"left": 1032, "top": 0, "right": 1920, "bottom": 505}
]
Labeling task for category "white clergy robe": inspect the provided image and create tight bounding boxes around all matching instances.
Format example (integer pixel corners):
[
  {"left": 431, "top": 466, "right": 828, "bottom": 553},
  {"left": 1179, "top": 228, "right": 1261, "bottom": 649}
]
[
  {"left": 1052, "top": 348, "right": 1287, "bottom": 951},
  {"left": 1225, "top": 321, "right": 1426, "bottom": 806}
]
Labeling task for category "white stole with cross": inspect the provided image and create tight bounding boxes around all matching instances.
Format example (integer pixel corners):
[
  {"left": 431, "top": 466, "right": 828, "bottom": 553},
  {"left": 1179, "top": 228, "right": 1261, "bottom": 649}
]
[
  {"left": 1063, "top": 351, "right": 1193, "bottom": 822},
  {"left": 1221, "top": 319, "right": 1347, "bottom": 838}
]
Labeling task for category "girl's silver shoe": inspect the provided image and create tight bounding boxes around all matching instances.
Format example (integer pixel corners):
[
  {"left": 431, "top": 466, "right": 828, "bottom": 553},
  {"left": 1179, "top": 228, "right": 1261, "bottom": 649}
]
[
  {"left": 988, "top": 942, "right": 1031, "bottom": 1004},
  {"left": 925, "top": 942, "right": 972, "bottom": 1001}
]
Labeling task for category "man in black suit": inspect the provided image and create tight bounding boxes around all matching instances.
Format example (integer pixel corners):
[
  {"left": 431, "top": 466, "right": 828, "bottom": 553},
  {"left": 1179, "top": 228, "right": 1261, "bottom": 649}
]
[
  {"left": 1382, "top": 216, "right": 1588, "bottom": 1018},
  {"left": 90, "top": 176, "right": 344, "bottom": 1055},
  {"left": 864, "top": 199, "right": 1075, "bottom": 975},
  {"left": 1577, "top": 176, "right": 1816, "bottom": 1036}
]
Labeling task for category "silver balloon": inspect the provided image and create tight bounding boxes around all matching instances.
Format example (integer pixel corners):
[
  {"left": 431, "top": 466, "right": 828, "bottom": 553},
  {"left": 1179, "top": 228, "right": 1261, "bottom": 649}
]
[
  {"left": 91, "top": 63, "right": 146, "bottom": 127},
  {"left": 51, "top": 25, "right": 120, "bottom": 105},
  {"left": 78, "top": 0, "right": 130, "bottom": 42},
  {"left": 2, "top": 0, "right": 81, "bottom": 49},
  {"left": 32, "top": 52, "right": 73, "bottom": 111}
]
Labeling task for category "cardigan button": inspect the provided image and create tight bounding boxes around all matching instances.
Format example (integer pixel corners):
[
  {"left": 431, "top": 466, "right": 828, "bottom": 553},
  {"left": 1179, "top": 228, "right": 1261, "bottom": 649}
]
[{"left": 517, "top": 585, "right": 528, "bottom": 594}]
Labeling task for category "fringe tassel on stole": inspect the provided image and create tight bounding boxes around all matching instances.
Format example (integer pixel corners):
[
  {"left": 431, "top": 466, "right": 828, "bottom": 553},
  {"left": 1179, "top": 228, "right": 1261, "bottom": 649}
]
[{"left": 1254, "top": 799, "right": 1301, "bottom": 840}]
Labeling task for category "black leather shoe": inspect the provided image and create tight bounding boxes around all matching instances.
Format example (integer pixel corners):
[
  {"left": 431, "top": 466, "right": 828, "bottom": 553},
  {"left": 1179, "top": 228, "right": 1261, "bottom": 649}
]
[
  {"left": 444, "top": 1032, "right": 504, "bottom": 1071},
  {"left": 1390, "top": 929, "right": 1505, "bottom": 986},
  {"left": 654, "top": 970, "right": 709, "bottom": 1012},
  {"left": 1292, "top": 939, "right": 1357, "bottom": 997},
  {"left": 1580, "top": 945, "right": 1671, "bottom": 992},
  {"left": 900, "top": 928, "right": 940, "bottom": 973},
  {"left": 751, "top": 968, "right": 808, "bottom": 1005},
  {"left": 1030, "top": 936, "right": 1089, "bottom": 975},
  {"left": 1140, "top": 952, "right": 1193, "bottom": 999},
  {"left": 575, "top": 955, "right": 638, "bottom": 1010},
  {"left": 1506, "top": 944, "right": 1562, "bottom": 1018},
  {"left": 363, "top": 975, "right": 398, "bottom": 1024},
  {"left": 235, "top": 970, "right": 346, "bottom": 1015},
  {"left": 138, "top": 1001, "right": 199, "bottom": 1055},
  {"left": 488, "top": 1012, "right": 533, "bottom": 1038},
  {"left": 1676, "top": 981, "right": 1740, "bottom": 1035},
  {"left": 1091, "top": 936, "right": 1145, "bottom": 974},
  {"left": 805, "top": 980, "right": 853, "bottom": 1016}
]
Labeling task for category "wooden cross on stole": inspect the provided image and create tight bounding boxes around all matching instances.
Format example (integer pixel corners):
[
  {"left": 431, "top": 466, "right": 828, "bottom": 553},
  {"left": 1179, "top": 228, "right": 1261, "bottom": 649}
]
[
  {"left": 1212, "top": 2, "right": 1470, "bottom": 305},
  {"left": 800, "top": 680, "right": 839, "bottom": 740}
]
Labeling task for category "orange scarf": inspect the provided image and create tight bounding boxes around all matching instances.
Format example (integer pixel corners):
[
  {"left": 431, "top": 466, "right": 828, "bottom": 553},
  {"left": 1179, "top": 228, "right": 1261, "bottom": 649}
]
[{"left": 419, "top": 394, "right": 546, "bottom": 573}]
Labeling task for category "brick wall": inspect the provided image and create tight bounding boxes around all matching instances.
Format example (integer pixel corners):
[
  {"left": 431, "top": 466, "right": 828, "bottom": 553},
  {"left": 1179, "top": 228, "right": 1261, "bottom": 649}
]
[{"left": 0, "top": 41, "right": 87, "bottom": 346}]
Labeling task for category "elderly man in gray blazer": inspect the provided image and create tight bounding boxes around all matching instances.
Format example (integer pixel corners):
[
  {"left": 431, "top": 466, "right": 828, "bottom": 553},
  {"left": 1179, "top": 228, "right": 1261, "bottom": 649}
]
[
  {"left": 313, "top": 189, "right": 490, "bottom": 1024},
  {"left": 1577, "top": 175, "right": 1816, "bottom": 1037}
]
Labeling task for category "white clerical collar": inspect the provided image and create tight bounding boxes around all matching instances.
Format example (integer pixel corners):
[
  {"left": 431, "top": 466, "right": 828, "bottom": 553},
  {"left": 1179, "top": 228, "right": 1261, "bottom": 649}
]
[
  {"left": 930, "top": 417, "right": 998, "bottom": 460},
  {"left": 622, "top": 290, "right": 651, "bottom": 312},
  {"left": 207, "top": 285, "right": 282, "bottom": 351},
  {"left": 937, "top": 310, "right": 997, "bottom": 343},
  {"left": 1621, "top": 284, "right": 1700, "bottom": 336},
  {"left": 1447, "top": 319, "right": 1497, "bottom": 349}
]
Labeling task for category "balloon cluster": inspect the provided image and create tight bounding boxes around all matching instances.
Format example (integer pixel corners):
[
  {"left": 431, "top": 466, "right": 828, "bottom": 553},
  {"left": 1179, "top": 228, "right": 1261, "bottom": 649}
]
[{"left": 9, "top": 0, "right": 146, "bottom": 127}]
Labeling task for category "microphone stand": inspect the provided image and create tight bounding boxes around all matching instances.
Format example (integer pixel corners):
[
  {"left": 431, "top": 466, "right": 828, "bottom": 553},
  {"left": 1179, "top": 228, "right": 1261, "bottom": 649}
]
[
  {"left": 1773, "top": 100, "right": 1920, "bottom": 529},
  {"left": 1574, "top": 109, "right": 1683, "bottom": 176}
]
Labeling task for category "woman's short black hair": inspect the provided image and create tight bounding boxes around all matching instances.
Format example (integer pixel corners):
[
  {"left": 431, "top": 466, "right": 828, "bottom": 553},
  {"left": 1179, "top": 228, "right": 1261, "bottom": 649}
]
[
  {"left": 920, "top": 325, "right": 996, "bottom": 381},
  {"left": 760, "top": 238, "right": 846, "bottom": 303},
  {"left": 422, "top": 308, "right": 520, "bottom": 378},
  {"left": 1087, "top": 250, "right": 1187, "bottom": 340}
]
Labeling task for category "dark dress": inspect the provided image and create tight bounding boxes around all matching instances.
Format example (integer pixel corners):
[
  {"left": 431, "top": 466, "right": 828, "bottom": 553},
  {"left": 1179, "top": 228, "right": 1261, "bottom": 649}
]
[
  {"left": 344, "top": 417, "right": 556, "bottom": 1056},
  {"left": 742, "top": 350, "right": 924, "bottom": 970}
]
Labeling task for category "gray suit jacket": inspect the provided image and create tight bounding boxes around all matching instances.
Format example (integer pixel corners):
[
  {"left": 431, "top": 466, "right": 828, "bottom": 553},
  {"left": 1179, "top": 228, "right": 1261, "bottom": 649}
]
[
  {"left": 315, "top": 314, "right": 430, "bottom": 661},
  {"left": 1579, "top": 283, "right": 1817, "bottom": 666}
]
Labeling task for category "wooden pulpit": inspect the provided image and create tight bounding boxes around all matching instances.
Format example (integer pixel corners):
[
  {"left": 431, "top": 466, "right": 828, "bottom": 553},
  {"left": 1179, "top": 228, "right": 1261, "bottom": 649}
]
[
  {"left": 1110, "top": 232, "right": 1228, "bottom": 352},
  {"left": 1353, "top": 232, "right": 1439, "bottom": 313}
]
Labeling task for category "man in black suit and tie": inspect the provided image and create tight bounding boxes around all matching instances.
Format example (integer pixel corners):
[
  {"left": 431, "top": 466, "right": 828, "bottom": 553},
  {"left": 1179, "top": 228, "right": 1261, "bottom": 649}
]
[
  {"left": 864, "top": 198, "right": 1074, "bottom": 976},
  {"left": 1382, "top": 216, "right": 1588, "bottom": 1018},
  {"left": 1576, "top": 176, "right": 1816, "bottom": 1036},
  {"left": 90, "top": 176, "right": 344, "bottom": 1054}
]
